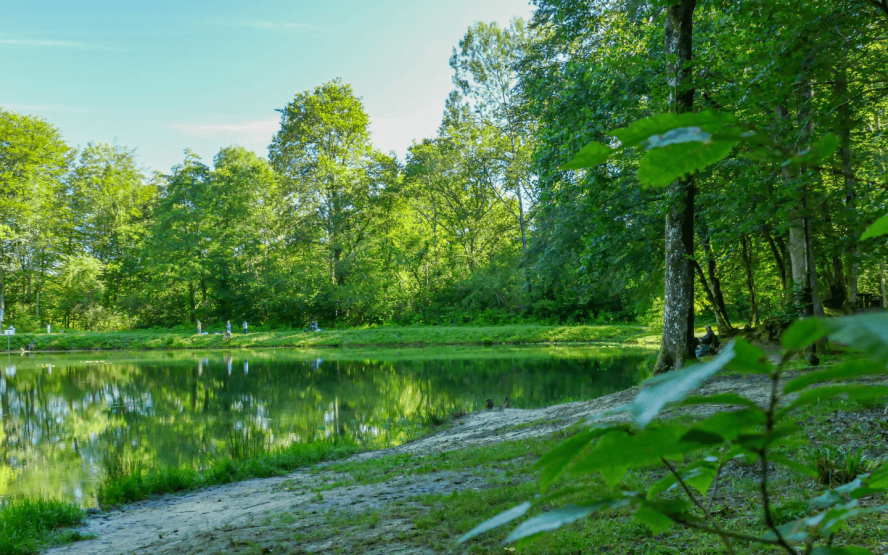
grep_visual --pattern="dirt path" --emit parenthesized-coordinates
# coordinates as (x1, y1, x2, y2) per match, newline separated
(42, 373, 845, 555)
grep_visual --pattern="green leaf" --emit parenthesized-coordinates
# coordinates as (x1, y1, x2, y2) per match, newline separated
(629, 341, 736, 428)
(825, 314, 888, 363)
(861, 215, 888, 240)
(724, 338, 772, 374)
(779, 385, 888, 417)
(571, 425, 694, 474)
(793, 133, 840, 164)
(535, 426, 620, 492)
(634, 499, 690, 534)
(761, 518, 809, 541)
(637, 138, 736, 187)
(782, 318, 827, 350)
(737, 424, 803, 450)
(610, 111, 738, 148)
(769, 454, 819, 479)
(812, 547, 874, 555)
(783, 360, 885, 394)
(561, 141, 612, 170)
(505, 499, 634, 543)
(458, 502, 531, 543)
(687, 409, 767, 442)
(634, 505, 676, 534)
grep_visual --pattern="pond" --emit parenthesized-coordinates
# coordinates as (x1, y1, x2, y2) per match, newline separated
(0, 346, 651, 504)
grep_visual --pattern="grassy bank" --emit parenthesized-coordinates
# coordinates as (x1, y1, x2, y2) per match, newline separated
(6, 324, 656, 352)
(98, 438, 362, 507)
(288, 395, 888, 554)
(0, 498, 88, 555)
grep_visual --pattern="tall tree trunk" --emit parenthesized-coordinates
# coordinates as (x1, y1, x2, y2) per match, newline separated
(654, 0, 697, 374)
(692, 261, 731, 332)
(0, 269, 4, 330)
(702, 236, 730, 332)
(763, 225, 787, 293)
(836, 59, 858, 310)
(741, 234, 760, 327)
(881, 260, 887, 311)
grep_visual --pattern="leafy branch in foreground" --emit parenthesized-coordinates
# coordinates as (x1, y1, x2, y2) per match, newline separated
(460, 313, 888, 553)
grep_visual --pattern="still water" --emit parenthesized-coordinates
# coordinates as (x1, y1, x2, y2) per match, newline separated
(0, 346, 649, 504)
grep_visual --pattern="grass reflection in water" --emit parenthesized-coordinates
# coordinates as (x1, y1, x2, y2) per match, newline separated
(0, 346, 650, 504)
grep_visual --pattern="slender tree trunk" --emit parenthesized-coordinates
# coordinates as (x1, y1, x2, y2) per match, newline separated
(763, 225, 787, 293)
(654, 0, 697, 374)
(881, 260, 887, 311)
(836, 50, 859, 310)
(0, 269, 5, 330)
(693, 261, 731, 332)
(702, 236, 730, 331)
(741, 234, 760, 327)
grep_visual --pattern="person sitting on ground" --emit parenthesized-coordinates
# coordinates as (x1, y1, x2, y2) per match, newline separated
(696, 325, 719, 356)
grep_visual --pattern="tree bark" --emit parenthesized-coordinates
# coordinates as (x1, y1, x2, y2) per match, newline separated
(763, 225, 787, 293)
(836, 59, 858, 310)
(741, 234, 760, 327)
(702, 235, 731, 333)
(881, 260, 887, 311)
(654, 0, 697, 374)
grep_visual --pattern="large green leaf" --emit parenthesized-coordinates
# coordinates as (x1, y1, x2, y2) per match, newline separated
(686, 408, 767, 442)
(637, 138, 736, 187)
(793, 133, 840, 165)
(535, 426, 624, 492)
(560, 141, 612, 170)
(629, 341, 736, 428)
(782, 318, 827, 350)
(504, 499, 634, 543)
(825, 314, 888, 363)
(783, 360, 885, 394)
(458, 502, 531, 543)
(769, 454, 819, 479)
(861, 215, 888, 240)
(724, 338, 772, 374)
(634, 499, 691, 534)
(571, 425, 694, 474)
(610, 111, 739, 147)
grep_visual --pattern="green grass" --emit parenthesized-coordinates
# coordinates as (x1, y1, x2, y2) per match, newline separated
(0, 497, 89, 555)
(8, 324, 656, 352)
(98, 439, 361, 506)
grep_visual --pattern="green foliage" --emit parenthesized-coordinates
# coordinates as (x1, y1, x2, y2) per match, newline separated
(98, 439, 360, 506)
(861, 215, 888, 240)
(0, 497, 85, 555)
(460, 313, 888, 553)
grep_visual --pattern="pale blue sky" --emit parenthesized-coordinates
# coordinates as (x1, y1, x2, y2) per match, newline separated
(1, 0, 532, 173)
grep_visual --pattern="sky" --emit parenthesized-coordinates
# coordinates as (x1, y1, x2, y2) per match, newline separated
(1, 0, 533, 173)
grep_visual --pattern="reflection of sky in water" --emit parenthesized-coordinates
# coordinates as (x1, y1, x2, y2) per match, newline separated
(0, 348, 648, 504)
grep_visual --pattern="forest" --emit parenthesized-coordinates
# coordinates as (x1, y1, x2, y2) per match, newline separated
(2, 0, 887, 345)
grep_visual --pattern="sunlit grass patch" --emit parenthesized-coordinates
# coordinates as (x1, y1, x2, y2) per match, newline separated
(0, 497, 88, 555)
(97, 438, 361, 506)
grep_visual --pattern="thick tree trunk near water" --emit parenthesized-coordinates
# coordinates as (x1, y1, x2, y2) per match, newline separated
(654, 0, 697, 374)
(656, 180, 697, 373)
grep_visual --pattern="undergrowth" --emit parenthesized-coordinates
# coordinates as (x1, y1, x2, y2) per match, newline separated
(0, 497, 88, 555)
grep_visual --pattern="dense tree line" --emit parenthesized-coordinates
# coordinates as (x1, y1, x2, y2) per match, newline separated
(1, 0, 886, 334)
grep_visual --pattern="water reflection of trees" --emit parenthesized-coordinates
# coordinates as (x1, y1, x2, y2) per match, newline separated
(0, 349, 646, 501)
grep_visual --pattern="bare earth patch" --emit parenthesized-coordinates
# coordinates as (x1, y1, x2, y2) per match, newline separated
(43, 373, 886, 555)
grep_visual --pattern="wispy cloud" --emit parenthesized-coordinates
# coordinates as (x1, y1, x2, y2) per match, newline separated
(171, 119, 279, 135)
(1, 102, 89, 113)
(208, 20, 322, 32)
(0, 35, 122, 51)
